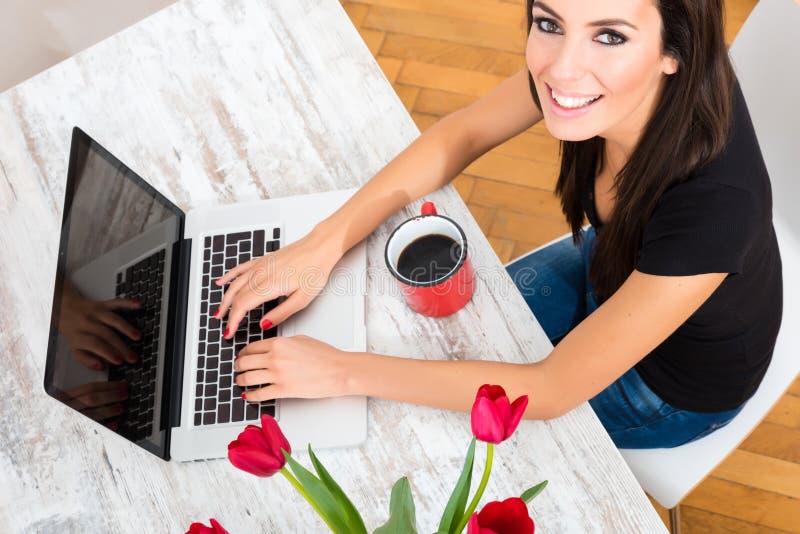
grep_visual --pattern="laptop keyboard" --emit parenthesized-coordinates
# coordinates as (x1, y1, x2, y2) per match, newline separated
(194, 227, 282, 426)
(111, 248, 166, 442)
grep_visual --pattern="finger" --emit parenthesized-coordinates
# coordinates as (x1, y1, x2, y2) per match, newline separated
(76, 333, 124, 365)
(238, 337, 276, 358)
(85, 322, 137, 364)
(234, 351, 272, 373)
(102, 298, 143, 310)
(215, 270, 251, 321)
(76, 385, 128, 408)
(66, 380, 127, 399)
(235, 369, 274, 388)
(223, 295, 265, 339)
(83, 403, 125, 421)
(258, 290, 312, 329)
(97, 311, 141, 342)
(215, 258, 254, 287)
(242, 384, 281, 403)
(73, 349, 106, 371)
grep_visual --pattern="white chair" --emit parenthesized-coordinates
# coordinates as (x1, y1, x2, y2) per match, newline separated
(619, 0, 800, 531)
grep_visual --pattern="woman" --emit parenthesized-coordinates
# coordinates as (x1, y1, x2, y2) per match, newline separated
(212, 0, 782, 448)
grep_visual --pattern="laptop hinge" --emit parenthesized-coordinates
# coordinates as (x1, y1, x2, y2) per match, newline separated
(162, 236, 192, 459)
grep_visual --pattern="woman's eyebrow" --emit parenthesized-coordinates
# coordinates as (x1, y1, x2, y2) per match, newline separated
(533, 1, 640, 31)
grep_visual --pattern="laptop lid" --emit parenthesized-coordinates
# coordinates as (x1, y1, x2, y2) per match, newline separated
(44, 127, 190, 460)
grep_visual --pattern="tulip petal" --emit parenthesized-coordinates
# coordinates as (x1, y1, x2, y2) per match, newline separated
(471, 397, 505, 444)
(493, 395, 512, 431)
(233, 424, 271, 450)
(261, 414, 292, 457)
(477, 498, 533, 534)
(504, 396, 529, 439)
(209, 518, 230, 534)
(479, 384, 507, 402)
(228, 447, 284, 477)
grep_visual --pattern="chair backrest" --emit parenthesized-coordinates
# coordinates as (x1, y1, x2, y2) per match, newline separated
(618, 0, 800, 510)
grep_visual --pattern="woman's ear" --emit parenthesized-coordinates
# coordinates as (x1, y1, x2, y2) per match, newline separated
(661, 54, 679, 75)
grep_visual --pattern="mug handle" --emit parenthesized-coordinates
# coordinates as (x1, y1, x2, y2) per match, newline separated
(421, 201, 437, 216)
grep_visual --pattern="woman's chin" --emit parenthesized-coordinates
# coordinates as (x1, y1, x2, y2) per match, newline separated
(542, 119, 598, 142)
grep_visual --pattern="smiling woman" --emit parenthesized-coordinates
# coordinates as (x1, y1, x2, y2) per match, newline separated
(217, 0, 782, 451)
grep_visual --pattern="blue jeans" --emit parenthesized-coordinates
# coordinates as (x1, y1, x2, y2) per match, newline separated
(506, 227, 743, 449)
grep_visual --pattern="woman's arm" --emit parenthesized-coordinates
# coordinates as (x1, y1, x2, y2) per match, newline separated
(344, 270, 727, 418)
(318, 68, 544, 256)
(237, 271, 728, 418)
(216, 69, 542, 331)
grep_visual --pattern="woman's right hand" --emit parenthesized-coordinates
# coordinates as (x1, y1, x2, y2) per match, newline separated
(214, 224, 345, 339)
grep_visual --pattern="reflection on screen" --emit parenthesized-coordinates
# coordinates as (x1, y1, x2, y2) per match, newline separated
(46, 133, 181, 458)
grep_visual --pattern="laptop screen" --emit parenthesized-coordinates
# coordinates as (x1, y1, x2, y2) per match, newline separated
(44, 128, 184, 459)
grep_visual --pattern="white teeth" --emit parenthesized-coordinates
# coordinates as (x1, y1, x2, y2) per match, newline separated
(552, 90, 601, 109)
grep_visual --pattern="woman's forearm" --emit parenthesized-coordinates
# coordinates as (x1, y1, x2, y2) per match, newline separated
(342, 352, 564, 419)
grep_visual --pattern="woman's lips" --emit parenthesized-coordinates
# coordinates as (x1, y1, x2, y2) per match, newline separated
(546, 83, 603, 118)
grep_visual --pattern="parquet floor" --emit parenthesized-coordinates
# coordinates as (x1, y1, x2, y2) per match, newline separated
(339, 0, 800, 531)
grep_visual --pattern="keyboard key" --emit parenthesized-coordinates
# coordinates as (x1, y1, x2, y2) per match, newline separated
(232, 399, 245, 421)
(218, 404, 230, 424)
(212, 235, 225, 252)
(273, 228, 280, 240)
(227, 232, 249, 244)
(245, 404, 259, 420)
(253, 230, 264, 255)
(266, 240, 279, 252)
(203, 412, 216, 425)
(204, 384, 217, 397)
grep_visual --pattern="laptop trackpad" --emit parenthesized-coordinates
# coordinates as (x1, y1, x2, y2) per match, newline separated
(284, 288, 355, 350)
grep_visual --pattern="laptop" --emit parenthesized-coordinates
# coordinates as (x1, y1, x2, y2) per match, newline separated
(44, 127, 368, 461)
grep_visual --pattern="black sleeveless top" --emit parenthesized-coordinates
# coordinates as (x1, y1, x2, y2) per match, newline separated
(580, 82, 783, 412)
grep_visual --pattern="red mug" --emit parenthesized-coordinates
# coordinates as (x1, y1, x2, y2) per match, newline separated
(384, 201, 475, 317)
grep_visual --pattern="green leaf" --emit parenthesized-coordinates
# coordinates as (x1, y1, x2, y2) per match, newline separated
(520, 480, 549, 503)
(374, 477, 418, 534)
(307, 444, 368, 534)
(438, 437, 476, 534)
(283, 451, 349, 534)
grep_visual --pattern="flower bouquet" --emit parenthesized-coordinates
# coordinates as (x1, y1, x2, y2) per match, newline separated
(188, 385, 547, 533)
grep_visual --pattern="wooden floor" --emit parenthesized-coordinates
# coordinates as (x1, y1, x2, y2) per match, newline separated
(339, 0, 800, 531)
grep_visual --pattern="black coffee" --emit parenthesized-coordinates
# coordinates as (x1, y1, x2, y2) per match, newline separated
(397, 234, 462, 283)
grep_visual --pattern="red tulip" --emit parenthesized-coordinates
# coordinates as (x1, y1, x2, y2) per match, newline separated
(470, 385, 528, 444)
(466, 497, 535, 534)
(186, 518, 229, 534)
(228, 414, 292, 477)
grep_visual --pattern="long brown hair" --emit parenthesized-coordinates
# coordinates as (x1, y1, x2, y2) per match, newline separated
(525, 0, 736, 300)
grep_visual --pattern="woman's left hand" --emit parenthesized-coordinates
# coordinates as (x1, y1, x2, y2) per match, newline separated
(234, 336, 352, 402)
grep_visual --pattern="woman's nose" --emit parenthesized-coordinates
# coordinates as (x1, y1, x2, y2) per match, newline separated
(549, 39, 588, 83)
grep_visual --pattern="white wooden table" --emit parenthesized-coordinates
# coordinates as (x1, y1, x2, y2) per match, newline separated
(0, 1, 666, 532)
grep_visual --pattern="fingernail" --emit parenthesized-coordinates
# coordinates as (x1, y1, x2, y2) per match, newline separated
(213, 308, 220, 319)
(92, 362, 103, 370)
(234, 353, 239, 360)
(241, 393, 247, 400)
(132, 330, 141, 339)
(260, 318, 273, 330)
(223, 328, 230, 338)
(115, 405, 125, 415)
(109, 423, 119, 431)
(132, 300, 142, 306)
(215, 278, 222, 285)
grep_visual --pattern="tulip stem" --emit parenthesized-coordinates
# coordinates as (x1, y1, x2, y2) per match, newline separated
(455, 442, 494, 533)
(280, 467, 338, 533)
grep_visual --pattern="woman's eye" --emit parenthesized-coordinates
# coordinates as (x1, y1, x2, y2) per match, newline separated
(596, 32, 626, 46)
(534, 18, 562, 34)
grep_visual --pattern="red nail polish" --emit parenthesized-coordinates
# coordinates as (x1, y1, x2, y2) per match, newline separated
(260, 318, 273, 330)
(223, 328, 230, 337)
(132, 330, 141, 339)
(234, 353, 239, 359)
(213, 308, 220, 319)
(241, 393, 247, 400)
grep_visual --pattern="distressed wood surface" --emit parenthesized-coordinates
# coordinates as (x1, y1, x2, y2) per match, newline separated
(0, 0, 666, 532)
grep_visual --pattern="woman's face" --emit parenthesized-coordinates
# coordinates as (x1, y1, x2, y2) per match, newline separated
(526, 0, 678, 147)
